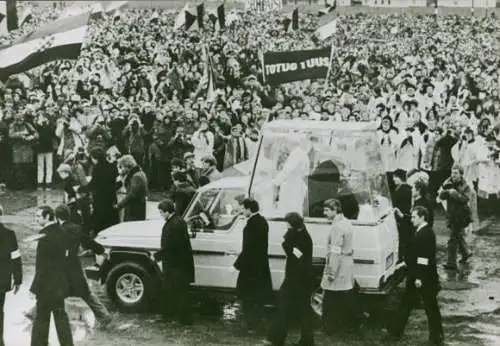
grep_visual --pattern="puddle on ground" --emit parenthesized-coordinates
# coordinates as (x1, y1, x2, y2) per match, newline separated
(4, 285, 95, 346)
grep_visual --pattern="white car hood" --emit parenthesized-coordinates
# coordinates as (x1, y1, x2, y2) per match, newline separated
(95, 220, 164, 250)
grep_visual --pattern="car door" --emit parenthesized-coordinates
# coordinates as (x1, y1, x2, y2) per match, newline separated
(188, 187, 247, 290)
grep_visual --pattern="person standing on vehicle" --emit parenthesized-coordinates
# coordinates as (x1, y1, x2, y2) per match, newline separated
(154, 199, 195, 325)
(114, 155, 148, 222)
(438, 166, 473, 270)
(266, 212, 315, 346)
(321, 198, 362, 336)
(0, 205, 23, 346)
(234, 198, 272, 331)
(392, 169, 413, 262)
(386, 206, 444, 346)
(30, 206, 74, 346)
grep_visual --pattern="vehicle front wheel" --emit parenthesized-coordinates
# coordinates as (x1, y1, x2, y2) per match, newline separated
(106, 262, 156, 313)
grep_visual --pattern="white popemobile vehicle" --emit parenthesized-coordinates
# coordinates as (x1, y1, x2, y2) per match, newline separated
(86, 120, 404, 312)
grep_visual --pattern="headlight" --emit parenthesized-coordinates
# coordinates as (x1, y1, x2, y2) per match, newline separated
(96, 248, 111, 266)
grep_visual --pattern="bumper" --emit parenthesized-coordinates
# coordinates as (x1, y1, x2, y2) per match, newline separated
(85, 265, 102, 281)
(360, 266, 407, 296)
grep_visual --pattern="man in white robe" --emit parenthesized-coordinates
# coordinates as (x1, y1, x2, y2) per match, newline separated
(272, 135, 311, 215)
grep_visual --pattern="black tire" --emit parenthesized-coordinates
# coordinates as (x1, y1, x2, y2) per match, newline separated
(106, 262, 155, 313)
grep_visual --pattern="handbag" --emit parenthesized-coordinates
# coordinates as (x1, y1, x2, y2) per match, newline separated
(310, 287, 324, 317)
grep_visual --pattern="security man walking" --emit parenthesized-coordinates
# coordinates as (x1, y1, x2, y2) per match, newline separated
(154, 199, 195, 325)
(30, 205, 74, 346)
(0, 205, 22, 346)
(387, 206, 444, 346)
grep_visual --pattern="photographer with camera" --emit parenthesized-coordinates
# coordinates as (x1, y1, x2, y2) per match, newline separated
(34, 114, 56, 190)
(8, 112, 39, 190)
(55, 108, 85, 160)
(438, 166, 473, 271)
(122, 114, 146, 169)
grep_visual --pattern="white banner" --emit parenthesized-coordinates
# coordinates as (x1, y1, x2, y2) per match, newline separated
(246, 0, 282, 12)
(367, 0, 427, 6)
(439, 0, 495, 7)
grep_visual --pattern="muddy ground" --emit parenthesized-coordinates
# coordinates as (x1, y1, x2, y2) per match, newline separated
(1, 189, 499, 346)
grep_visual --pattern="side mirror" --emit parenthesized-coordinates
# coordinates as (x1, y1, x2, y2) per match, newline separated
(189, 226, 198, 239)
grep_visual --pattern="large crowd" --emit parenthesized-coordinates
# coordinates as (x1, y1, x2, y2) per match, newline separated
(0, 4, 499, 203)
(1, 5, 499, 346)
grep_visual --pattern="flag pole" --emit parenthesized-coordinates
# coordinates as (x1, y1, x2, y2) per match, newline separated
(259, 50, 266, 84)
(324, 43, 335, 86)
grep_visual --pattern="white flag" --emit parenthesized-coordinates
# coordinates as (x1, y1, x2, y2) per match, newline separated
(315, 18, 337, 41)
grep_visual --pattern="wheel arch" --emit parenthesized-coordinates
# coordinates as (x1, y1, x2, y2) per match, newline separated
(105, 250, 161, 283)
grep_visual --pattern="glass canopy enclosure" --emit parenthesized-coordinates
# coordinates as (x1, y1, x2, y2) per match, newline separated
(249, 120, 393, 221)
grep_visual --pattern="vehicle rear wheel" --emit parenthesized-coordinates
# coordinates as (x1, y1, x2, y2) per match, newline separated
(106, 262, 155, 313)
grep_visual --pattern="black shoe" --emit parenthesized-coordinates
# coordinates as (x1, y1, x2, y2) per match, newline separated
(156, 315, 174, 323)
(459, 253, 472, 264)
(99, 316, 114, 330)
(381, 328, 402, 342)
(443, 264, 457, 270)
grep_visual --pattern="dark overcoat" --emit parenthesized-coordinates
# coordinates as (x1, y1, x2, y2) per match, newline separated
(280, 226, 315, 299)
(62, 221, 105, 298)
(234, 213, 272, 303)
(405, 225, 440, 294)
(155, 214, 195, 284)
(117, 166, 148, 222)
(88, 160, 120, 232)
(30, 223, 71, 303)
(0, 223, 22, 293)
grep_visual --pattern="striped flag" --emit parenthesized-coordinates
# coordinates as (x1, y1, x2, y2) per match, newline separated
(105, 1, 129, 20)
(0, 13, 89, 80)
(18, 6, 33, 27)
(316, 1, 337, 40)
(197, 45, 216, 102)
(283, 8, 298, 32)
(174, 4, 197, 30)
(105, 1, 128, 13)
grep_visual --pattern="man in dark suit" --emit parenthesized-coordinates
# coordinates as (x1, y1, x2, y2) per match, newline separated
(0, 205, 22, 346)
(392, 169, 413, 262)
(154, 199, 195, 325)
(30, 205, 74, 346)
(234, 198, 272, 331)
(55, 204, 113, 328)
(387, 206, 444, 346)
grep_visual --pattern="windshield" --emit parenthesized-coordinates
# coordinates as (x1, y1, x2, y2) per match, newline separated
(185, 187, 246, 230)
(249, 123, 393, 221)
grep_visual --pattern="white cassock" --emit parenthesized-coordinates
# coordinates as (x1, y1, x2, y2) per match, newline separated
(191, 130, 214, 167)
(272, 145, 309, 215)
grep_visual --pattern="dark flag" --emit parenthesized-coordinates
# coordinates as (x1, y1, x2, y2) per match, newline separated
(284, 8, 298, 32)
(6, 0, 18, 31)
(185, 10, 197, 30)
(217, 4, 225, 29)
(196, 3, 204, 30)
